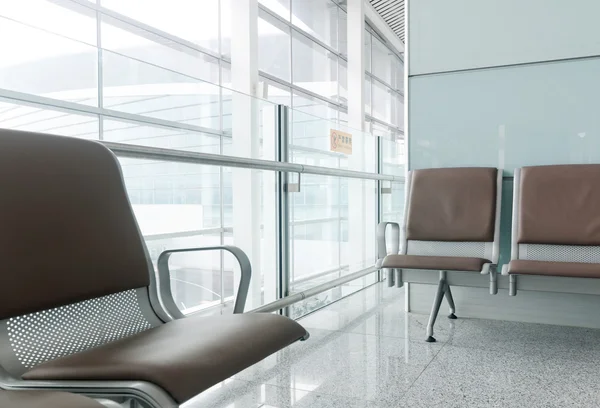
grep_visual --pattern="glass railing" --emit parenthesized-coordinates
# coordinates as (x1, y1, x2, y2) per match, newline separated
(0, 46, 404, 318)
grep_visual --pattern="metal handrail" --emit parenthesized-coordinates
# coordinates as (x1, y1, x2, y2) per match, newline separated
(104, 142, 405, 182)
(250, 266, 378, 314)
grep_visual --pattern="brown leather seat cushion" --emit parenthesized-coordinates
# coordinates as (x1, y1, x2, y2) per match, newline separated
(0, 390, 104, 408)
(508, 260, 600, 278)
(23, 313, 307, 404)
(382, 255, 489, 272)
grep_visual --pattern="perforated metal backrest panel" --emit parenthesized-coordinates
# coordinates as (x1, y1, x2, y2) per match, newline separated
(519, 244, 600, 263)
(6, 290, 154, 369)
(407, 240, 493, 260)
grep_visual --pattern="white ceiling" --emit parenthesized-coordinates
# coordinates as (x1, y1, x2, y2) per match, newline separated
(368, 0, 405, 42)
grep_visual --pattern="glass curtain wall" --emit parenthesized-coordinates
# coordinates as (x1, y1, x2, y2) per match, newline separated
(0, 0, 405, 318)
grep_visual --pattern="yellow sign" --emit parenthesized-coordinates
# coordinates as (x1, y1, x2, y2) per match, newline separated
(330, 129, 352, 155)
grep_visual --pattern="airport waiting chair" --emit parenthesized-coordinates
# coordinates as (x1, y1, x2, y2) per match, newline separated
(380, 167, 502, 342)
(505, 164, 600, 295)
(0, 390, 109, 408)
(0, 129, 308, 408)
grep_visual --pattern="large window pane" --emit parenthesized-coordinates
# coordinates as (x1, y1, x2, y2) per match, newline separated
(101, 16, 220, 85)
(0, 100, 99, 139)
(372, 36, 392, 84)
(392, 55, 405, 92)
(0, 0, 97, 45)
(0, 18, 97, 106)
(101, 0, 220, 54)
(364, 29, 371, 72)
(292, 32, 338, 100)
(259, 0, 291, 20)
(258, 15, 291, 81)
(102, 51, 221, 131)
(291, 0, 339, 50)
(372, 79, 392, 122)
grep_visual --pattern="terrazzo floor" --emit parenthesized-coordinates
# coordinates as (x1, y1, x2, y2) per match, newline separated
(185, 284, 600, 407)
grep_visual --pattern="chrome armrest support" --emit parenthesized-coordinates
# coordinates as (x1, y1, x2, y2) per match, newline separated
(377, 222, 401, 286)
(157, 246, 252, 317)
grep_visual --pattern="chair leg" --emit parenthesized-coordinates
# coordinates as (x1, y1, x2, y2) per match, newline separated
(426, 272, 447, 343)
(445, 285, 457, 319)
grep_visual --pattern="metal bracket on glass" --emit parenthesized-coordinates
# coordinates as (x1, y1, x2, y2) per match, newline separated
(157, 246, 252, 316)
(376, 222, 401, 287)
(286, 172, 301, 193)
(381, 181, 393, 194)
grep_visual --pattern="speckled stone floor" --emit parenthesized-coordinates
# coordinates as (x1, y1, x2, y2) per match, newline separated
(185, 284, 600, 407)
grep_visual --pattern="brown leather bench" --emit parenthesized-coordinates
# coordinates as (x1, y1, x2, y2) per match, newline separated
(505, 164, 600, 295)
(380, 167, 502, 342)
(0, 129, 308, 408)
(0, 390, 105, 408)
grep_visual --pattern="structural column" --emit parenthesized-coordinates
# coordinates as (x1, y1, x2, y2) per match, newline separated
(231, 0, 263, 310)
(346, 0, 369, 274)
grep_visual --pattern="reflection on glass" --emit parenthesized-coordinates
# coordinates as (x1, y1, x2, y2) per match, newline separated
(258, 16, 291, 81)
(0, 100, 99, 139)
(290, 176, 378, 318)
(291, 0, 339, 50)
(292, 31, 338, 100)
(101, 0, 220, 54)
(0, 17, 98, 106)
(102, 51, 221, 131)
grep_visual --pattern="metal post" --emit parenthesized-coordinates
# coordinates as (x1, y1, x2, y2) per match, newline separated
(426, 271, 447, 343)
(509, 274, 517, 296)
(395, 269, 403, 288)
(276, 105, 291, 316)
(490, 265, 498, 295)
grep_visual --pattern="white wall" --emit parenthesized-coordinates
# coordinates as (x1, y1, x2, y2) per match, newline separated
(409, 0, 600, 75)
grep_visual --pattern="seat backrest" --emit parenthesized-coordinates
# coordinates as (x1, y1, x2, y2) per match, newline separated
(513, 164, 600, 263)
(0, 130, 161, 375)
(403, 167, 500, 262)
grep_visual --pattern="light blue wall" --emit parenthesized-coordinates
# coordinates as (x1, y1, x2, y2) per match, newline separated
(409, 57, 600, 174)
(408, 0, 600, 267)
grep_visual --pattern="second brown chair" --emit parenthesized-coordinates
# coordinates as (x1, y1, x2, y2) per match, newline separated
(381, 167, 502, 342)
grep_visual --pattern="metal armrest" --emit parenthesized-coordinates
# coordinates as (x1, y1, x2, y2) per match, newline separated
(376, 222, 400, 264)
(157, 246, 252, 317)
(376, 222, 401, 287)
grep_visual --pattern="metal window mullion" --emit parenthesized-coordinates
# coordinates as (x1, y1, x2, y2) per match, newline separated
(276, 105, 291, 316)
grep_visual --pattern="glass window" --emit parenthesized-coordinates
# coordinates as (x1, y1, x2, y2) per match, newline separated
(339, 8, 347, 57)
(391, 91, 404, 129)
(0, 18, 98, 106)
(101, 0, 220, 54)
(102, 51, 221, 132)
(261, 79, 292, 107)
(364, 29, 371, 73)
(259, 0, 291, 20)
(371, 35, 392, 84)
(392, 54, 405, 92)
(103, 119, 221, 154)
(0, 0, 97, 45)
(364, 77, 372, 116)
(258, 15, 291, 81)
(291, 0, 339, 50)
(0, 100, 99, 139)
(372, 79, 391, 122)
(292, 31, 338, 100)
(338, 59, 347, 104)
(101, 16, 220, 85)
